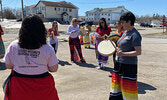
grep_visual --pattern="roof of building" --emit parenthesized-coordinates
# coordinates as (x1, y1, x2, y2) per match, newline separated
(36, 1, 78, 9)
(86, 6, 127, 13)
(26, 4, 36, 9)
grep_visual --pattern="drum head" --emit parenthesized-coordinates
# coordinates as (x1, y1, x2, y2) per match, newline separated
(98, 40, 116, 56)
(108, 34, 120, 43)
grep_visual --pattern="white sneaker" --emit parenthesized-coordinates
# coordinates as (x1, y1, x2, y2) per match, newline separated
(101, 63, 104, 68)
(97, 63, 101, 69)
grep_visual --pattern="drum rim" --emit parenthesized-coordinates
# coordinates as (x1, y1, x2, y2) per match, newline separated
(108, 34, 120, 38)
(98, 40, 116, 57)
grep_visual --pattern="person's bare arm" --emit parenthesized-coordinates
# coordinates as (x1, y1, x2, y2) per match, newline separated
(5, 64, 13, 69)
(117, 46, 142, 57)
(48, 64, 58, 72)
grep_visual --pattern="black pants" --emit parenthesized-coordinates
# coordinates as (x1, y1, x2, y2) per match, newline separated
(51, 43, 57, 54)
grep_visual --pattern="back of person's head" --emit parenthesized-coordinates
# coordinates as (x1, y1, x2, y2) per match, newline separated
(19, 14, 47, 49)
(120, 12, 136, 26)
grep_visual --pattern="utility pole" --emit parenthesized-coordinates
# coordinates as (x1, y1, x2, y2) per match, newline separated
(0, 0, 3, 21)
(21, 0, 24, 20)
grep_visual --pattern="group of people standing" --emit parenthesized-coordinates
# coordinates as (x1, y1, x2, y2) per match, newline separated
(2, 11, 142, 100)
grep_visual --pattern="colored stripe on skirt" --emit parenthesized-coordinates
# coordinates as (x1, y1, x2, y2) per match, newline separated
(109, 62, 138, 100)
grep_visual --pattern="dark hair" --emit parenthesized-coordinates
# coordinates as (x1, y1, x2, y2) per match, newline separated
(99, 18, 108, 30)
(120, 12, 136, 26)
(18, 14, 47, 49)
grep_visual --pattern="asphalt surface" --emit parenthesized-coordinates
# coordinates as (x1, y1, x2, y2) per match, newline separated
(0, 27, 167, 100)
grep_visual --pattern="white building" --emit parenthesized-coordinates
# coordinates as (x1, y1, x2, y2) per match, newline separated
(85, 6, 128, 24)
(24, 5, 36, 16)
(25, 1, 78, 24)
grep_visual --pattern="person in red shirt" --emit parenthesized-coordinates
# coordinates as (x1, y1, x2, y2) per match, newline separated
(95, 18, 111, 69)
(48, 21, 60, 54)
(0, 24, 5, 59)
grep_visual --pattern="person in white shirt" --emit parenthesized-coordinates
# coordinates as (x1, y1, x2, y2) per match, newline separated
(67, 18, 86, 63)
(3, 14, 59, 100)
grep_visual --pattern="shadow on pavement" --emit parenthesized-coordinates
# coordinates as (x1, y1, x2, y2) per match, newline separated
(0, 62, 6, 70)
(75, 62, 113, 73)
(138, 81, 157, 94)
(75, 62, 97, 68)
(59, 60, 72, 66)
(100, 66, 113, 73)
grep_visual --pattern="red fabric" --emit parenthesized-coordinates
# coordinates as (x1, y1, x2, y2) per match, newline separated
(119, 30, 125, 37)
(69, 36, 84, 62)
(73, 46, 81, 62)
(0, 25, 4, 35)
(48, 28, 58, 36)
(95, 26, 111, 36)
(80, 36, 83, 45)
(6, 74, 59, 100)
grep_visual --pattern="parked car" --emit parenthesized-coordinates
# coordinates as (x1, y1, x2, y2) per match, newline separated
(151, 23, 163, 27)
(140, 23, 146, 27)
(145, 23, 153, 27)
(140, 23, 152, 27)
(16, 18, 22, 22)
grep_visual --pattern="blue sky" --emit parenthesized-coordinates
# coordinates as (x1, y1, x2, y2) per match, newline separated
(2, 0, 167, 17)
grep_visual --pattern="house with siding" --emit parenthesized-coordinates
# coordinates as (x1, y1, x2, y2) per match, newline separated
(85, 6, 128, 24)
(25, 1, 79, 24)
(24, 5, 36, 17)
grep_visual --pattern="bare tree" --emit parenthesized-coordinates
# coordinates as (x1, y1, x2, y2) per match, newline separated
(0, 7, 22, 19)
(136, 13, 164, 24)
(3, 7, 16, 19)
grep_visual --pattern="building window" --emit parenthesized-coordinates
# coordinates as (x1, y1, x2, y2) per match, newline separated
(108, 18, 110, 21)
(69, 9, 72, 12)
(55, 8, 56, 11)
(66, 8, 67, 11)
(95, 14, 96, 15)
(108, 14, 110, 16)
(42, 7, 45, 10)
(95, 18, 96, 20)
(58, 8, 60, 11)
(69, 16, 72, 20)
(105, 13, 107, 15)
(63, 8, 65, 11)
(102, 13, 103, 15)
